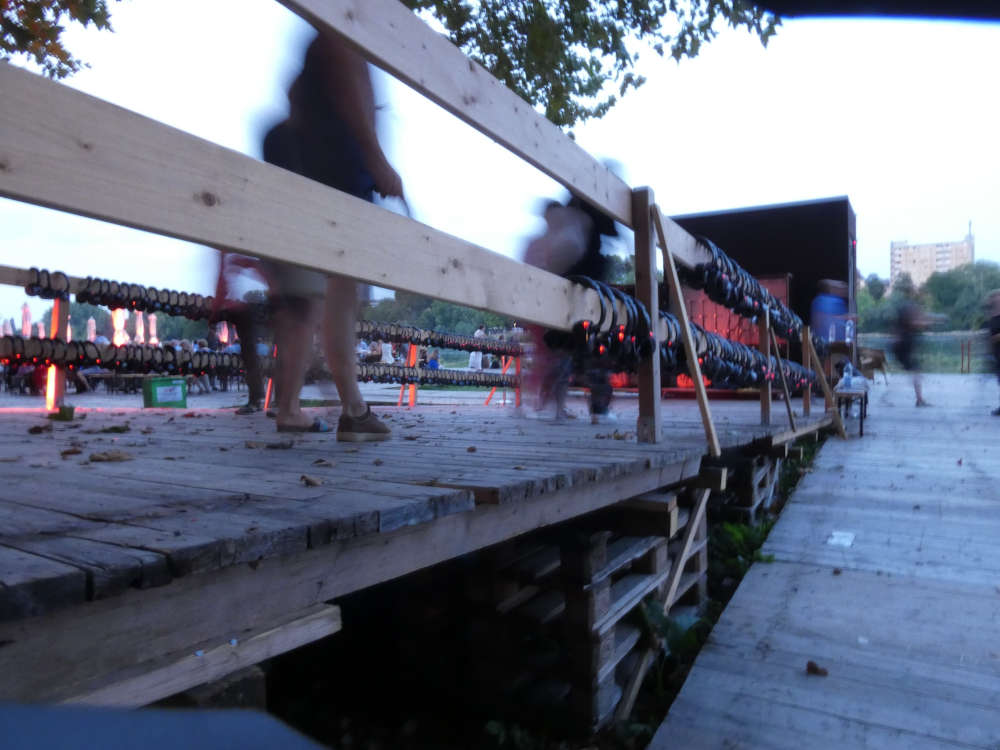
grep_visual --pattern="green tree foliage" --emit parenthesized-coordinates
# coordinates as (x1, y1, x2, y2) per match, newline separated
(605, 253, 636, 284)
(41, 301, 111, 340)
(5, 1, 779, 129)
(40, 301, 208, 342)
(404, 0, 779, 128)
(865, 273, 886, 302)
(1, 0, 115, 78)
(893, 272, 915, 300)
(858, 262, 1000, 333)
(153, 314, 208, 343)
(923, 261, 1000, 330)
(363, 291, 510, 336)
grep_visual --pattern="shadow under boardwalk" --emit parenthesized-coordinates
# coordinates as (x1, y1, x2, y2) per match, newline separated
(651, 374, 1000, 749)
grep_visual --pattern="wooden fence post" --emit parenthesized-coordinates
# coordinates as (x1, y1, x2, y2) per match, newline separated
(46, 296, 69, 411)
(801, 325, 812, 417)
(633, 188, 661, 444)
(758, 308, 771, 426)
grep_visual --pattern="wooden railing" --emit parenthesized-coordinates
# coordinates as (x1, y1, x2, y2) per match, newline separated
(0, 0, 816, 447)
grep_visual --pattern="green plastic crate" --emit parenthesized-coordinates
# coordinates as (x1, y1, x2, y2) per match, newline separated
(142, 376, 187, 408)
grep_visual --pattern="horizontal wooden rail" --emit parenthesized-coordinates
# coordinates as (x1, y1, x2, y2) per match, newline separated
(282, 0, 632, 225)
(0, 64, 653, 334)
(282, 0, 714, 273)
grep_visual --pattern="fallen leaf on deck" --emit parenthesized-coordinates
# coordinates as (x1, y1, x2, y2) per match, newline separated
(373, 458, 384, 466)
(513, 466, 526, 470)
(141, 427, 155, 435)
(99, 424, 130, 434)
(60, 447, 83, 459)
(805, 660, 828, 677)
(89, 450, 133, 463)
(312, 458, 335, 467)
(300, 474, 323, 487)
(245, 441, 263, 449)
(182, 412, 197, 418)
(403, 435, 419, 441)
(28, 424, 53, 434)
(467, 446, 477, 453)
(0, 456, 22, 463)
(266, 440, 294, 450)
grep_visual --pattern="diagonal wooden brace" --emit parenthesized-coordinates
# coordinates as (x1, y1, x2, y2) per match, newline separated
(803, 334, 847, 439)
(651, 206, 721, 458)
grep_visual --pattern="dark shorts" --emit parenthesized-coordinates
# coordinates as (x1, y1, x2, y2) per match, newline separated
(262, 120, 374, 303)
(893, 338, 917, 371)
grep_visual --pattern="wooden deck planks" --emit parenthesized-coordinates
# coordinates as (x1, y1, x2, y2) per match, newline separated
(651, 374, 1000, 749)
(0, 399, 827, 644)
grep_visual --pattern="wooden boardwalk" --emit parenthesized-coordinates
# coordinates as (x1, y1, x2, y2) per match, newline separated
(0, 395, 826, 705)
(651, 374, 1000, 749)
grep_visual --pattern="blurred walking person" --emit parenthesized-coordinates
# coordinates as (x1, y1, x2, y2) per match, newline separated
(893, 289, 930, 407)
(986, 289, 1000, 416)
(262, 28, 402, 439)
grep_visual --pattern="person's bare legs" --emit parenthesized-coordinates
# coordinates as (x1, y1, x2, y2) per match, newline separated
(323, 276, 367, 418)
(274, 298, 321, 429)
(913, 372, 928, 406)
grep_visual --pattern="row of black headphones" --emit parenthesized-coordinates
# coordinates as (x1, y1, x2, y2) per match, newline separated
(356, 363, 519, 388)
(357, 321, 522, 357)
(542, 277, 819, 393)
(680, 238, 804, 341)
(0, 336, 247, 376)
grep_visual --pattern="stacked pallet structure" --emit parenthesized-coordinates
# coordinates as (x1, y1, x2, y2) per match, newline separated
(450, 484, 712, 731)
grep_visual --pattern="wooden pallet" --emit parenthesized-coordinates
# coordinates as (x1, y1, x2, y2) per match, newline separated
(559, 528, 672, 730)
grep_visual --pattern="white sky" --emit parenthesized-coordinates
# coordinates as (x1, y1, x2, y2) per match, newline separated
(2, 1, 998, 324)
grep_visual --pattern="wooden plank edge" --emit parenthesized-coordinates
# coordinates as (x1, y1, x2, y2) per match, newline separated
(64, 603, 342, 707)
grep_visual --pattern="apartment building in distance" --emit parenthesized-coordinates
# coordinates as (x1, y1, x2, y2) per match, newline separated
(890, 223, 975, 288)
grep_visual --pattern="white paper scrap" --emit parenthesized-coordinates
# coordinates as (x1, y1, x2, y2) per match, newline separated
(826, 531, 855, 547)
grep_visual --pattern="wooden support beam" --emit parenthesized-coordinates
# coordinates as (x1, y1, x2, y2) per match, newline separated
(769, 327, 797, 432)
(633, 188, 660, 444)
(801, 325, 812, 417)
(661, 488, 711, 611)
(65, 604, 341, 707)
(691, 467, 727, 492)
(768, 444, 790, 459)
(651, 205, 721, 458)
(614, 646, 655, 722)
(758, 308, 771, 426)
(803, 334, 848, 439)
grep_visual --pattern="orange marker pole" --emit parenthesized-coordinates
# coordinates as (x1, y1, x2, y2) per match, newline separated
(263, 344, 277, 410)
(515, 356, 522, 408)
(398, 343, 418, 407)
(484, 355, 514, 406)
